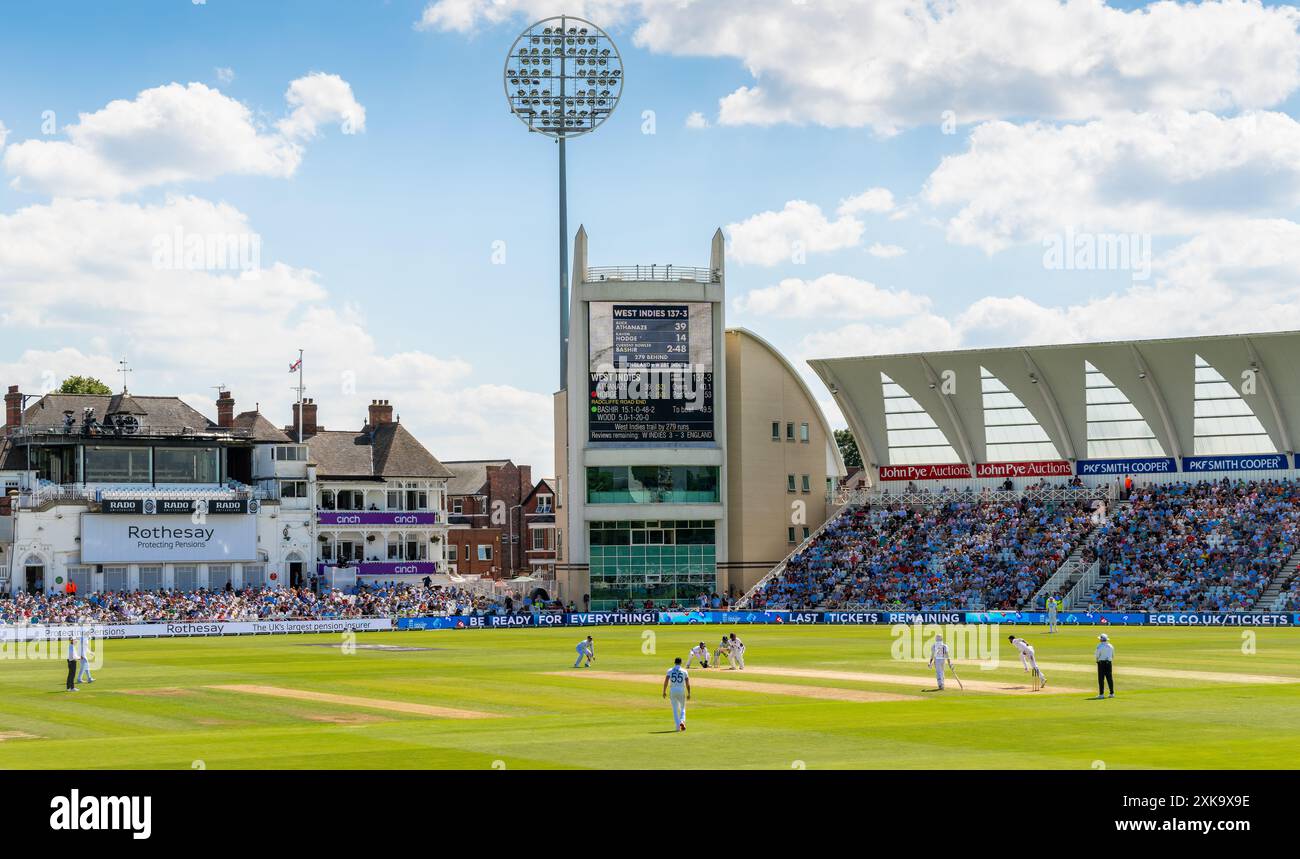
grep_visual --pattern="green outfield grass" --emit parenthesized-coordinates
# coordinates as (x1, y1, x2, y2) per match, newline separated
(1, 624, 1297, 769)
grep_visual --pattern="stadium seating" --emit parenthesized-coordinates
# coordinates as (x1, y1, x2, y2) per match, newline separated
(1084, 479, 1300, 612)
(749, 496, 1096, 611)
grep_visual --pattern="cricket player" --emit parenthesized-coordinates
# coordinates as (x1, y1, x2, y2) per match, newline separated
(1046, 596, 1059, 633)
(928, 633, 953, 690)
(727, 633, 745, 670)
(77, 626, 95, 684)
(662, 657, 691, 731)
(573, 635, 594, 668)
(1008, 634, 1047, 688)
(686, 641, 711, 668)
(715, 635, 732, 669)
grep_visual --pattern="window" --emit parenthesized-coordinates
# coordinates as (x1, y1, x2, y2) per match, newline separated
(801, 475, 811, 493)
(536, 494, 554, 514)
(1085, 361, 1165, 458)
(1193, 355, 1275, 455)
(272, 446, 307, 461)
(586, 466, 720, 504)
(477, 545, 493, 562)
(174, 565, 198, 591)
(334, 490, 364, 511)
(103, 566, 128, 591)
(138, 566, 163, 591)
(280, 480, 307, 498)
(802, 527, 811, 541)
(786, 422, 795, 441)
(881, 372, 962, 465)
(800, 422, 810, 442)
(463, 544, 470, 561)
(154, 448, 220, 484)
(242, 564, 265, 588)
(787, 474, 796, 493)
(787, 527, 796, 544)
(84, 447, 150, 483)
(452, 498, 464, 514)
(981, 367, 1061, 461)
(209, 565, 232, 589)
(771, 421, 780, 440)
(532, 529, 547, 550)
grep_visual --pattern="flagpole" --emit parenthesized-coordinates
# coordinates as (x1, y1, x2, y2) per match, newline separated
(296, 348, 304, 444)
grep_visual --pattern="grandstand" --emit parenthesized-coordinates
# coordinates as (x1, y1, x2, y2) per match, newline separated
(741, 331, 1300, 612)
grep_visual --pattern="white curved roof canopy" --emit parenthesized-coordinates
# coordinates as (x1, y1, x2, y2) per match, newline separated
(808, 330, 1298, 476)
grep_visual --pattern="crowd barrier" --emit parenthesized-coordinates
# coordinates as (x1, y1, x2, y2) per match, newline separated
(3, 611, 1295, 641)
(397, 609, 1300, 630)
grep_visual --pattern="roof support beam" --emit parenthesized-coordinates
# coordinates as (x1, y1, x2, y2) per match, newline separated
(1242, 337, 1293, 454)
(1021, 351, 1075, 461)
(815, 364, 881, 479)
(1129, 344, 1182, 461)
(918, 356, 977, 468)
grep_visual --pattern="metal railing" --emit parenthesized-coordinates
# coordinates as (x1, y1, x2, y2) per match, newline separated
(1062, 559, 1102, 611)
(5, 424, 254, 440)
(586, 265, 720, 284)
(834, 485, 1109, 508)
(11, 483, 275, 510)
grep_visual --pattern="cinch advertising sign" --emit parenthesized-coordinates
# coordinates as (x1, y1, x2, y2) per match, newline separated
(81, 514, 257, 563)
(1181, 453, 1289, 473)
(317, 512, 439, 526)
(1076, 457, 1177, 476)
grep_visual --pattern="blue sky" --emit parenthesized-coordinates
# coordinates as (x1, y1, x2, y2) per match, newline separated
(3, 0, 1300, 474)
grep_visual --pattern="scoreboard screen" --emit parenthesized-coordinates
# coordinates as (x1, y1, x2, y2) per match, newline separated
(588, 302, 714, 442)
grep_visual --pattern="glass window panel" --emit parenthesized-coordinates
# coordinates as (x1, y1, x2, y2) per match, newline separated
(1195, 381, 1242, 399)
(887, 428, 951, 447)
(984, 407, 1039, 426)
(83, 447, 151, 483)
(154, 448, 219, 484)
(1194, 399, 1253, 418)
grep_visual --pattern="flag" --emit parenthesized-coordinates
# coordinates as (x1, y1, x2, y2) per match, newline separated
(289, 358, 302, 372)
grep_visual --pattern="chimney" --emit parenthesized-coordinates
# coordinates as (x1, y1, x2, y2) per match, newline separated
(4, 386, 22, 431)
(368, 399, 394, 427)
(216, 389, 235, 428)
(291, 398, 320, 437)
(518, 465, 532, 499)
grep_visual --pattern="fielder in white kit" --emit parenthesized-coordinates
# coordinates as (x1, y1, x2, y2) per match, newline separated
(573, 635, 594, 668)
(928, 633, 954, 690)
(686, 642, 711, 668)
(662, 657, 691, 731)
(1008, 634, 1047, 688)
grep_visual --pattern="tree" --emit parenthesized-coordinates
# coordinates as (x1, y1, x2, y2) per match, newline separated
(58, 376, 113, 395)
(834, 428, 862, 468)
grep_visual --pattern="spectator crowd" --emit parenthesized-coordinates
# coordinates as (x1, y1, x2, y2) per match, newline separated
(1086, 479, 1300, 611)
(749, 496, 1096, 611)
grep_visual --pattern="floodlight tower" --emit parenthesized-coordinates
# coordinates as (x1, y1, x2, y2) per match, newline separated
(504, 15, 624, 390)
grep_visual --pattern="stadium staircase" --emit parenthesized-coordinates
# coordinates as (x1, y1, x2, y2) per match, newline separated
(1026, 543, 1093, 610)
(735, 497, 861, 609)
(1260, 549, 1300, 611)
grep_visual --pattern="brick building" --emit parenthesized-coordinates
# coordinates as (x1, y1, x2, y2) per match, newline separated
(443, 460, 552, 580)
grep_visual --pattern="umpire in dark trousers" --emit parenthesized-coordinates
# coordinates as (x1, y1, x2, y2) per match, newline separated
(65, 637, 80, 692)
(1095, 633, 1115, 698)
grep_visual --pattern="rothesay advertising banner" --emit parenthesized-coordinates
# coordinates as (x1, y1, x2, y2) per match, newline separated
(81, 513, 257, 563)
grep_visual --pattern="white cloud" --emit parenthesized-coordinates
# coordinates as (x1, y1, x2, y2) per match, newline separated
(215, 67, 235, 84)
(416, 0, 637, 33)
(796, 218, 1300, 365)
(0, 196, 556, 473)
(725, 200, 864, 266)
(838, 188, 895, 216)
(0, 120, 8, 152)
(868, 242, 906, 259)
(685, 111, 709, 130)
(3, 74, 364, 198)
(733, 273, 928, 320)
(277, 72, 366, 140)
(924, 110, 1300, 253)
(419, 1, 1300, 132)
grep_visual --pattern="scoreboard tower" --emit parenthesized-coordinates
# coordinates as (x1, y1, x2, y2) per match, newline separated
(555, 228, 728, 610)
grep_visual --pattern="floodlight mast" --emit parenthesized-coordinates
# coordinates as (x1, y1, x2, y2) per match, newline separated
(504, 15, 624, 391)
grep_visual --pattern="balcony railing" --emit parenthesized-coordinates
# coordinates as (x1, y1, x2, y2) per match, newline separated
(586, 265, 720, 284)
(6, 424, 254, 441)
